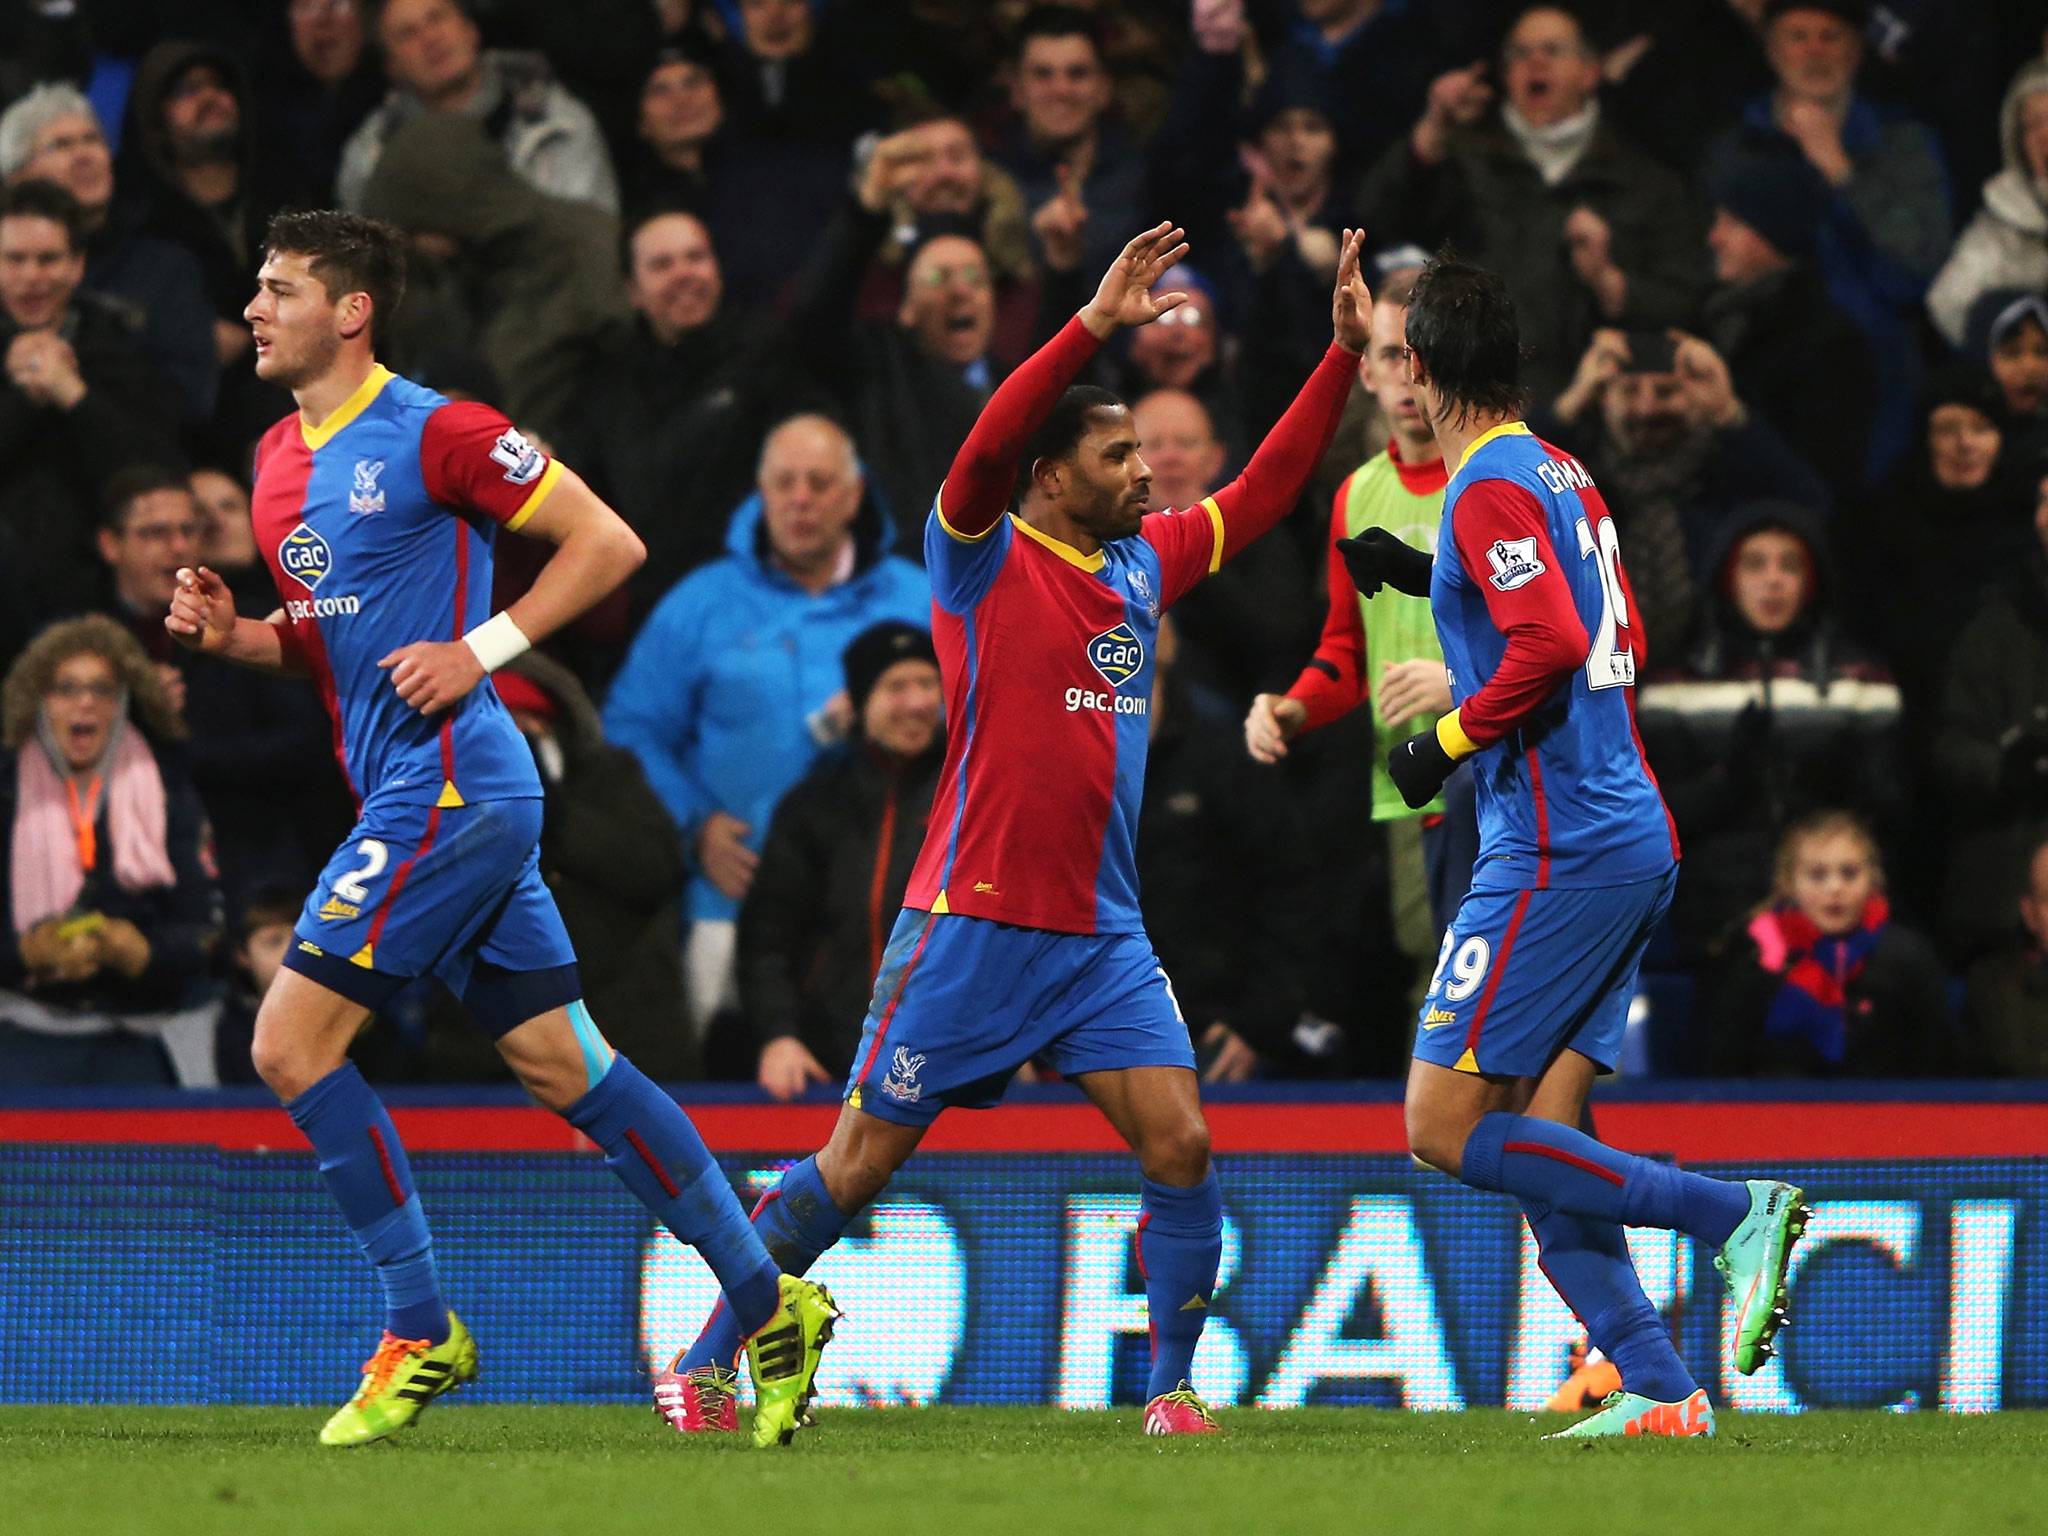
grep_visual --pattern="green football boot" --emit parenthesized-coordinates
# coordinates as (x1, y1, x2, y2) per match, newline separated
(744, 1276, 841, 1448)
(319, 1312, 478, 1446)
(1545, 1388, 1715, 1439)
(1714, 1179, 1811, 1375)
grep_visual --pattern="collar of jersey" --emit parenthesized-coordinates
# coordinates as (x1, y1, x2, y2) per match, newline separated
(299, 363, 396, 451)
(1453, 418, 1531, 476)
(1009, 513, 1105, 571)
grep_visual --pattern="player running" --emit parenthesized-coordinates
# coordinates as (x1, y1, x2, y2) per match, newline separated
(653, 222, 1371, 1437)
(1339, 254, 1809, 1439)
(166, 210, 835, 1449)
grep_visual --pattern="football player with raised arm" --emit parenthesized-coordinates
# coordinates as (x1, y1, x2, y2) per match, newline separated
(658, 223, 1371, 1437)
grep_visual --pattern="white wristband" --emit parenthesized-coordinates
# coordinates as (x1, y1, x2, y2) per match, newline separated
(462, 611, 531, 673)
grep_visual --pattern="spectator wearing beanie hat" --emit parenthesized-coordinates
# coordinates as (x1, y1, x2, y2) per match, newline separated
(1963, 288, 2048, 435)
(1701, 143, 1876, 498)
(1863, 361, 2032, 694)
(736, 621, 944, 1096)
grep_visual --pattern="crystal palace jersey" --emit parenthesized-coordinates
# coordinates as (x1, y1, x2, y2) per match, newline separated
(1433, 421, 1678, 891)
(250, 365, 558, 808)
(903, 500, 1223, 935)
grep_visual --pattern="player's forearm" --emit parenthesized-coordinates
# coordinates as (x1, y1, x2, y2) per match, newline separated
(501, 517, 645, 651)
(1448, 623, 1585, 749)
(210, 616, 307, 677)
(938, 314, 1101, 537)
(1287, 538, 1368, 730)
(1209, 341, 1358, 561)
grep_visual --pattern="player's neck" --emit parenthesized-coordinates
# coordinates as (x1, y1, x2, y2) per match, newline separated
(1433, 408, 1520, 475)
(1391, 427, 1440, 467)
(295, 353, 381, 432)
(1021, 501, 1101, 558)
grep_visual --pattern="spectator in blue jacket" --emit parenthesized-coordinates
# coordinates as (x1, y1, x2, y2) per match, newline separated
(604, 412, 930, 1039)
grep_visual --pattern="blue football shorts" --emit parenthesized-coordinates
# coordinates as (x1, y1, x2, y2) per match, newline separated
(844, 908, 1198, 1126)
(1411, 866, 1679, 1078)
(282, 794, 577, 1034)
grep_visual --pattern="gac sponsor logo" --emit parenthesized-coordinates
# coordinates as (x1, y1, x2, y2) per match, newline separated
(1421, 1007, 1457, 1029)
(286, 594, 361, 619)
(279, 523, 334, 590)
(1087, 623, 1144, 687)
(1064, 686, 1149, 716)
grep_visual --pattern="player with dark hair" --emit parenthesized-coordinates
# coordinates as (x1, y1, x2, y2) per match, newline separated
(1339, 253, 1811, 1439)
(658, 222, 1372, 1438)
(165, 208, 836, 1449)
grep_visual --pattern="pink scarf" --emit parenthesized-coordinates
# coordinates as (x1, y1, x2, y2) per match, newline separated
(12, 725, 177, 934)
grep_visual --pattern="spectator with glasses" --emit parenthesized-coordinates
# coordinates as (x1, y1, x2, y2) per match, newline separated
(0, 615, 222, 1086)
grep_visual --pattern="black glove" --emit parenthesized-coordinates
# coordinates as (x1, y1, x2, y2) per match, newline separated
(1387, 723, 1457, 809)
(1336, 528, 1434, 598)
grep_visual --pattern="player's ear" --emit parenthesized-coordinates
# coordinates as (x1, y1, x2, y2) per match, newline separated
(336, 290, 373, 342)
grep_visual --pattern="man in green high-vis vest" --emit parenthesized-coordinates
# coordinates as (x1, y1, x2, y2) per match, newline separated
(1247, 269, 1475, 1008)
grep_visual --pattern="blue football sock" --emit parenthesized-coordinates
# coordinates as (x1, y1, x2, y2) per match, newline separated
(1530, 1204, 1696, 1403)
(564, 1055, 780, 1337)
(1138, 1174, 1223, 1401)
(286, 1063, 448, 1344)
(679, 1155, 852, 1372)
(1462, 1113, 1749, 1247)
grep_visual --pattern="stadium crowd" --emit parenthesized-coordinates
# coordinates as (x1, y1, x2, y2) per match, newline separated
(3, 0, 2048, 1088)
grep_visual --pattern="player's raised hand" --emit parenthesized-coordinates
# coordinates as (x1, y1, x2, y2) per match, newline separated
(1078, 221, 1189, 338)
(379, 639, 485, 716)
(1331, 227, 1372, 352)
(165, 566, 238, 654)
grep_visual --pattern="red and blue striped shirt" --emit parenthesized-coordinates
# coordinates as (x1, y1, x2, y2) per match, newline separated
(250, 365, 560, 811)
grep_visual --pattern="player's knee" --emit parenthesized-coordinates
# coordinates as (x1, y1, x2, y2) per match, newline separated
(1139, 1115, 1211, 1185)
(1404, 1107, 1461, 1177)
(250, 1028, 325, 1101)
(503, 1040, 586, 1114)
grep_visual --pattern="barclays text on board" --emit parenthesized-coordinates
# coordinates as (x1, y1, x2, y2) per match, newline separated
(2, 1149, 2038, 1411)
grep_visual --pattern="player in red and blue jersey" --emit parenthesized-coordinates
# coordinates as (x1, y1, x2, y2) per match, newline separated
(1338, 255, 1813, 1439)
(165, 211, 835, 1449)
(659, 224, 1371, 1436)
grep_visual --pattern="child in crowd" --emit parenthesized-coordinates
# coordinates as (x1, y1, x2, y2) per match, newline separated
(1707, 811, 1951, 1075)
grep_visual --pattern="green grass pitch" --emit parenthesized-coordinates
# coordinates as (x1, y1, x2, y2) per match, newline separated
(5, 1405, 2045, 1536)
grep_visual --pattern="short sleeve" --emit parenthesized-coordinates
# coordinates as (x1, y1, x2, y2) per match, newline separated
(419, 400, 564, 530)
(1140, 501, 1224, 611)
(925, 497, 1014, 614)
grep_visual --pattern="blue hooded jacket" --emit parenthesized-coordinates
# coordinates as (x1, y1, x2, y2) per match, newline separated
(603, 483, 931, 922)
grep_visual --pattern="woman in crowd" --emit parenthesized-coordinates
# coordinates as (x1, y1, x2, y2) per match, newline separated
(0, 616, 221, 1085)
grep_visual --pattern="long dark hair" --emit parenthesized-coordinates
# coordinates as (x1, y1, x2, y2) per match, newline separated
(1404, 253, 1528, 427)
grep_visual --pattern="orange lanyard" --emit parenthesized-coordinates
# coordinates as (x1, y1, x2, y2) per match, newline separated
(64, 775, 103, 873)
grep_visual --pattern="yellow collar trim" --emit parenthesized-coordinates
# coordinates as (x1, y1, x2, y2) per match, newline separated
(300, 364, 395, 450)
(1009, 513, 1105, 571)
(1454, 419, 1532, 475)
